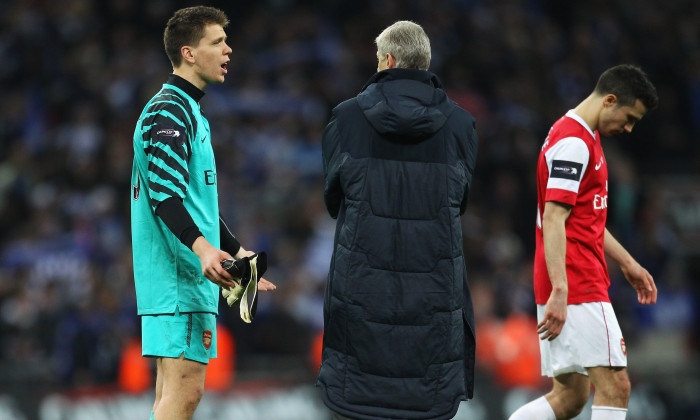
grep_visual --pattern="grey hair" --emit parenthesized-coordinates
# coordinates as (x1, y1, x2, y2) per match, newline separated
(375, 21, 431, 70)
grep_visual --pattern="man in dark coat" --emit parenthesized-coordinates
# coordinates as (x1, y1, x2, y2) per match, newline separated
(318, 20, 479, 420)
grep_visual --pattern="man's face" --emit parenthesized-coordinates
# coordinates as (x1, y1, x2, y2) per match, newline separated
(598, 97, 647, 137)
(191, 24, 231, 86)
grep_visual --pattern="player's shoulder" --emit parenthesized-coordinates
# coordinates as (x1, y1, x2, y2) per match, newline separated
(552, 114, 595, 142)
(143, 91, 192, 127)
(540, 117, 592, 161)
(147, 87, 192, 114)
(544, 115, 590, 149)
(552, 114, 583, 134)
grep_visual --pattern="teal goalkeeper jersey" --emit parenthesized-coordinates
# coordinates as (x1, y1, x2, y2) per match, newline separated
(131, 74, 220, 315)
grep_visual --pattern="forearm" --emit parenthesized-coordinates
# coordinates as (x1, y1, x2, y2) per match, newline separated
(604, 228, 635, 269)
(543, 218, 568, 293)
(155, 197, 202, 249)
(234, 246, 253, 259)
(191, 235, 213, 258)
(542, 202, 572, 293)
(219, 214, 241, 256)
(218, 214, 256, 260)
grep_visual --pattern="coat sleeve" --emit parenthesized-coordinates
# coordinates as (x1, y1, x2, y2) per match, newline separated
(460, 118, 479, 215)
(322, 112, 343, 219)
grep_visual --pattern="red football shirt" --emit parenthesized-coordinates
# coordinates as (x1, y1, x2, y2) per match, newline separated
(534, 110, 610, 304)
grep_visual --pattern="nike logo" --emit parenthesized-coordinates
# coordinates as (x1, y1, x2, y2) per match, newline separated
(595, 157, 604, 170)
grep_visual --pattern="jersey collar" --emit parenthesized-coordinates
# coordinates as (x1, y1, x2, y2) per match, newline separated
(565, 110, 596, 140)
(167, 74, 205, 103)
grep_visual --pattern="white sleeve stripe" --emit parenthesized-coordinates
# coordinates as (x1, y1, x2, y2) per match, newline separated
(548, 177, 581, 193)
(544, 137, 589, 194)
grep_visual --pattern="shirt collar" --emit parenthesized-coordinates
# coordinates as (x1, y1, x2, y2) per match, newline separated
(167, 74, 205, 103)
(565, 110, 596, 139)
(360, 68, 443, 93)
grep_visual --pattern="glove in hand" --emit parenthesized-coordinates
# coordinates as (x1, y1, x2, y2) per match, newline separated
(221, 252, 267, 323)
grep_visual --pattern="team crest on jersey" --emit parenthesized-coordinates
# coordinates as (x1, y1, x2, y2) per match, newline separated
(551, 160, 583, 181)
(156, 128, 180, 137)
(203, 330, 212, 350)
(132, 177, 140, 201)
(620, 338, 627, 356)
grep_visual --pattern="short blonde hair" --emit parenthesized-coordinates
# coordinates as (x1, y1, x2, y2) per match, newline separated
(375, 21, 431, 70)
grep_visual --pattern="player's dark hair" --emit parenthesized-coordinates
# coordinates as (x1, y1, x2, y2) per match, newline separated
(164, 6, 229, 68)
(594, 64, 658, 110)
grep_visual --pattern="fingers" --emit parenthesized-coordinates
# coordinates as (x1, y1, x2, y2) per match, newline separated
(637, 271, 658, 305)
(202, 252, 235, 287)
(647, 274, 658, 304)
(638, 286, 657, 305)
(258, 277, 276, 291)
(218, 252, 234, 280)
(537, 317, 563, 341)
(205, 265, 236, 289)
(537, 319, 554, 341)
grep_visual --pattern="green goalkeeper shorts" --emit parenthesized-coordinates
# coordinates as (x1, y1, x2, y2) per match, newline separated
(141, 307, 217, 364)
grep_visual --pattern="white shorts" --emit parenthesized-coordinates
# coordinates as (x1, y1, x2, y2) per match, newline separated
(537, 302, 627, 377)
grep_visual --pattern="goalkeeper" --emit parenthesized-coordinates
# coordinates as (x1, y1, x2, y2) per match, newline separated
(130, 6, 274, 420)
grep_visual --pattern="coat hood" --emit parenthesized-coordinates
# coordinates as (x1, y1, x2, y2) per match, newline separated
(356, 69, 454, 143)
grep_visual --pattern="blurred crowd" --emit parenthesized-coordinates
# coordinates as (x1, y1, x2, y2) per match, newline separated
(0, 0, 698, 414)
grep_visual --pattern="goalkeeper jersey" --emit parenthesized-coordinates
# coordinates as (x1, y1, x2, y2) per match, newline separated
(131, 74, 220, 315)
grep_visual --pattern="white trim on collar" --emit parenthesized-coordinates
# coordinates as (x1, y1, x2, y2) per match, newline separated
(565, 110, 596, 140)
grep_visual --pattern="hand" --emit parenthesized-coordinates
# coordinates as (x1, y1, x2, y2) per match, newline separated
(258, 277, 276, 291)
(621, 261, 657, 305)
(537, 288, 567, 341)
(192, 237, 237, 290)
(234, 247, 276, 291)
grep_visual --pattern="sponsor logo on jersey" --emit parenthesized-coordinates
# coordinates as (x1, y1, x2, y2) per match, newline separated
(593, 193, 608, 210)
(620, 338, 626, 356)
(551, 160, 583, 181)
(156, 128, 180, 137)
(203, 330, 213, 350)
(204, 170, 216, 185)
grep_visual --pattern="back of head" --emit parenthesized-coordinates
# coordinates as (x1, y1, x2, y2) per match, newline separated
(375, 21, 431, 71)
(594, 64, 659, 110)
(164, 6, 229, 68)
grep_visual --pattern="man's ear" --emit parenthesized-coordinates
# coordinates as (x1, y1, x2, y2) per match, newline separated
(181, 46, 195, 64)
(602, 94, 618, 108)
(386, 53, 396, 69)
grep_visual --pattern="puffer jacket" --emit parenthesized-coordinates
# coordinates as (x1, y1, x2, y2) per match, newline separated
(319, 68, 479, 420)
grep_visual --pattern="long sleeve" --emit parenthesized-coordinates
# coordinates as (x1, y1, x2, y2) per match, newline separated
(322, 113, 343, 219)
(155, 196, 202, 249)
(219, 213, 241, 256)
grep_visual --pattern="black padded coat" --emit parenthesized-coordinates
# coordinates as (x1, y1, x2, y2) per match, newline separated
(318, 68, 479, 420)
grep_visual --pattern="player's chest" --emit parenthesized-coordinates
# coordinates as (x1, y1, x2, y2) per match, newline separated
(188, 117, 215, 175)
(582, 143, 608, 210)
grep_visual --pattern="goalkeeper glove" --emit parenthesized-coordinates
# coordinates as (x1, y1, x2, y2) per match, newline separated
(221, 252, 267, 323)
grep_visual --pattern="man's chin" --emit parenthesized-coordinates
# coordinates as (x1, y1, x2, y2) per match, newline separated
(600, 129, 620, 137)
(205, 75, 226, 85)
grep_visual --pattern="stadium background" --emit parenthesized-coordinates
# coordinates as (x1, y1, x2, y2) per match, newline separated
(0, 0, 698, 419)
